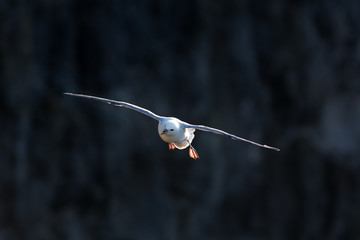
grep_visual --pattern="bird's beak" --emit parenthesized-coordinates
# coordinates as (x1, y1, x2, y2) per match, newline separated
(161, 129, 168, 135)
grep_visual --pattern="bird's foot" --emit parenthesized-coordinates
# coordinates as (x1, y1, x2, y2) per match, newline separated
(189, 145, 200, 160)
(168, 143, 176, 150)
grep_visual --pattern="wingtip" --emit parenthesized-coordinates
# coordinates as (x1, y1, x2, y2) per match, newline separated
(264, 145, 280, 151)
(64, 92, 82, 97)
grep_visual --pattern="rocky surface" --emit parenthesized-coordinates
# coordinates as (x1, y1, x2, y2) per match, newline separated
(1, 0, 360, 239)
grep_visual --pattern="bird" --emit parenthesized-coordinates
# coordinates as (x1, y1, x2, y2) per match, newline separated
(64, 93, 280, 159)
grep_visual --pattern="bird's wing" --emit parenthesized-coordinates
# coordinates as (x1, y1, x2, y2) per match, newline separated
(64, 93, 163, 121)
(183, 123, 280, 151)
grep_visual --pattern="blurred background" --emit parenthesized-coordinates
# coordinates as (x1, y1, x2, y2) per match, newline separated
(1, 0, 360, 239)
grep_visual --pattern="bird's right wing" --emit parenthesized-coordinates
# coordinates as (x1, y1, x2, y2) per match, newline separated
(64, 93, 163, 121)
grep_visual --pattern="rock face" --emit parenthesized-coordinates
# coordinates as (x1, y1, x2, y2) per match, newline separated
(1, 1, 359, 239)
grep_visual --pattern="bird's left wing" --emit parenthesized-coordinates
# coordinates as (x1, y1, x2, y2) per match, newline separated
(183, 123, 280, 151)
(64, 93, 163, 121)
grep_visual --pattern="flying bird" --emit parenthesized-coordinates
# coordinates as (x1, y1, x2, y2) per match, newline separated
(64, 93, 280, 159)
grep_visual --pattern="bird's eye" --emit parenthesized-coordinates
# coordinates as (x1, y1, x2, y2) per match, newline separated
(170, 129, 174, 131)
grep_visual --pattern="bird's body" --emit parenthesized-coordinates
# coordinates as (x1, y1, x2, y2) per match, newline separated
(157, 117, 198, 158)
(64, 93, 279, 159)
(158, 118, 194, 149)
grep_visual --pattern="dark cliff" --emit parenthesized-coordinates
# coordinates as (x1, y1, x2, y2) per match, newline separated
(1, 1, 360, 239)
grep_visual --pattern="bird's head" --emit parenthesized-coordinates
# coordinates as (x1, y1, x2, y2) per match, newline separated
(158, 118, 182, 142)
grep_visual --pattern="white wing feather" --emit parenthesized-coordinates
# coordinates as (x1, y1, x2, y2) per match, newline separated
(64, 93, 163, 121)
(65, 93, 280, 151)
(183, 123, 280, 151)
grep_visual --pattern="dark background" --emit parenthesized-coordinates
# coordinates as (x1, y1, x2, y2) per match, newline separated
(1, 0, 360, 239)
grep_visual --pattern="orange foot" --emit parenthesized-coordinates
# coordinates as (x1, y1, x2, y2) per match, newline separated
(189, 146, 200, 160)
(168, 143, 176, 150)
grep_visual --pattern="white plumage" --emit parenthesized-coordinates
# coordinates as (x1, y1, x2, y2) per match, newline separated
(64, 93, 280, 159)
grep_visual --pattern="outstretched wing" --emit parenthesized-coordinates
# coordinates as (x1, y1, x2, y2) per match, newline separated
(64, 93, 163, 121)
(183, 123, 280, 151)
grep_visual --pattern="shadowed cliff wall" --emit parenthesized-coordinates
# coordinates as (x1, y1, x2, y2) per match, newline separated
(1, 0, 360, 239)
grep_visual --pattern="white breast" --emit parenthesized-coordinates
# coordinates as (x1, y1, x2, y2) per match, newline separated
(172, 128, 195, 149)
(158, 118, 195, 149)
